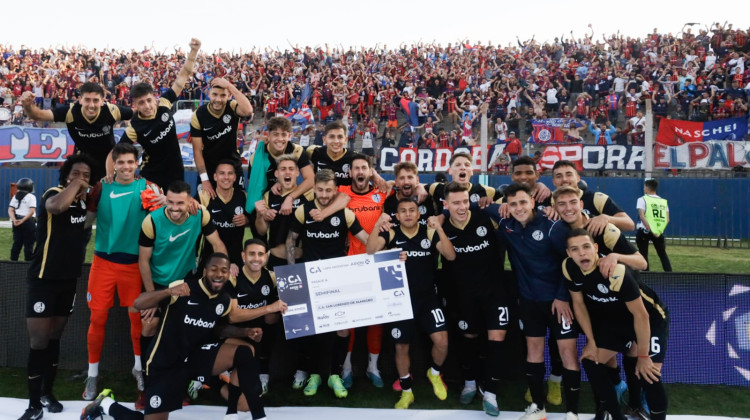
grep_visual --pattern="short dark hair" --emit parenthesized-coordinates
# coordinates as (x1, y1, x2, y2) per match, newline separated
(394, 161, 418, 177)
(551, 186, 579, 203)
(324, 120, 347, 135)
(449, 152, 471, 166)
(79, 82, 104, 97)
(59, 154, 95, 186)
(112, 142, 139, 161)
(167, 180, 191, 195)
(244, 238, 268, 251)
(350, 153, 370, 168)
(504, 182, 532, 199)
(552, 160, 578, 173)
(511, 156, 537, 172)
(130, 82, 154, 100)
(566, 228, 594, 245)
(444, 181, 469, 197)
(315, 168, 336, 184)
(214, 159, 237, 174)
(397, 197, 418, 210)
(267, 116, 292, 133)
(644, 178, 659, 192)
(206, 252, 230, 266)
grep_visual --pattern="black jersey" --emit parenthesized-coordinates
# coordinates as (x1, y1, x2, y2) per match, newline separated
(382, 193, 436, 228)
(144, 277, 231, 373)
(197, 188, 248, 267)
(307, 146, 355, 186)
(551, 218, 636, 257)
(380, 224, 439, 297)
(579, 190, 624, 218)
(224, 266, 278, 328)
(441, 210, 502, 293)
(290, 201, 363, 261)
(429, 182, 496, 213)
(52, 102, 132, 180)
(248, 142, 311, 192)
(564, 259, 667, 331)
(262, 189, 314, 248)
(190, 100, 242, 175)
(27, 186, 88, 281)
(122, 89, 183, 190)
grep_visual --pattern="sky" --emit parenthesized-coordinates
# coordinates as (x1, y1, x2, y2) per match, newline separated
(3, 1, 748, 53)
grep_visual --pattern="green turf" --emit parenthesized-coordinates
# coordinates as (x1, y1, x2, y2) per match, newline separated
(0, 367, 748, 416)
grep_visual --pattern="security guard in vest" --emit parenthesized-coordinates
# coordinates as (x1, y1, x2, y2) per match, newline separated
(635, 179, 672, 272)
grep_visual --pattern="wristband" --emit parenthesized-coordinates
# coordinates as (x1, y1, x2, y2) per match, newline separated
(200, 173, 209, 182)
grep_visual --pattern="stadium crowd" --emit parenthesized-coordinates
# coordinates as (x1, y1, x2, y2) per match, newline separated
(7, 22, 721, 420)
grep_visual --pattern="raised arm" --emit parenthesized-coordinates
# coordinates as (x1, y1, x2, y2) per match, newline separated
(21, 91, 54, 121)
(172, 38, 201, 96)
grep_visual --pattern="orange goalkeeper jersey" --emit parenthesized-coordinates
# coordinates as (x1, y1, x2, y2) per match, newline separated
(339, 185, 387, 255)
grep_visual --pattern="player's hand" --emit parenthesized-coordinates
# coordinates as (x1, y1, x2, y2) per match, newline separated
(498, 202, 510, 219)
(635, 356, 661, 384)
(271, 299, 288, 314)
(13, 219, 22, 226)
(376, 213, 392, 232)
(544, 206, 560, 220)
(262, 208, 278, 221)
(101, 173, 115, 184)
(280, 194, 294, 215)
(170, 282, 191, 297)
(148, 190, 167, 209)
(270, 182, 283, 195)
(20, 91, 35, 108)
(230, 263, 239, 278)
(551, 299, 574, 325)
(71, 179, 91, 201)
(477, 196, 493, 209)
(399, 251, 408, 261)
(254, 199, 269, 214)
(189, 38, 202, 51)
(211, 77, 231, 90)
(141, 308, 158, 323)
(309, 208, 326, 222)
(598, 253, 619, 278)
(532, 182, 551, 202)
(426, 215, 442, 230)
(187, 198, 200, 215)
(232, 213, 248, 227)
(581, 341, 599, 364)
(201, 180, 216, 199)
(248, 327, 263, 342)
(585, 214, 608, 237)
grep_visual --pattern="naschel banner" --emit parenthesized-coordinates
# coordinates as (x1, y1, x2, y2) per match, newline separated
(655, 117, 748, 145)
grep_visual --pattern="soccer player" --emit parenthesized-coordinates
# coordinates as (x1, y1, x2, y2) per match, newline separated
(366, 199, 455, 409)
(80, 253, 283, 420)
(487, 183, 580, 420)
(440, 181, 510, 416)
(564, 229, 669, 420)
(120, 38, 201, 190)
(382, 161, 436, 228)
(196, 160, 249, 274)
(428, 152, 497, 212)
(82, 143, 166, 404)
(20, 82, 133, 181)
(191, 77, 253, 197)
(285, 169, 368, 399)
(337, 154, 389, 389)
(138, 181, 227, 371)
(20, 155, 93, 420)
(255, 154, 314, 270)
(635, 179, 672, 272)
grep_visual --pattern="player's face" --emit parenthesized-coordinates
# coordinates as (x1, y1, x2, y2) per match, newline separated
(395, 169, 418, 198)
(203, 257, 230, 292)
(314, 180, 337, 208)
(242, 244, 268, 274)
(275, 160, 299, 191)
(350, 158, 370, 191)
(267, 129, 291, 154)
(396, 201, 419, 228)
(507, 191, 534, 224)
(114, 153, 137, 183)
(445, 190, 470, 223)
(78, 92, 103, 119)
(165, 191, 190, 222)
(325, 128, 347, 155)
(552, 166, 580, 188)
(213, 164, 236, 190)
(66, 162, 92, 186)
(209, 87, 229, 112)
(133, 94, 157, 119)
(511, 164, 538, 187)
(566, 235, 599, 272)
(554, 192, 583, 224)
(448, 156, 473, 182)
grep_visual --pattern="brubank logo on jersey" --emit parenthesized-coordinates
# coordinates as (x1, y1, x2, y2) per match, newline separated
(454, 240, 490, 253)
(184, 314, 216, 328)
(207, 125, 232, 141)
(71, 214, 86, 224)
(307, 230, 340, 239)
(150, 118, 174, 144)
(239, 300, 267, 309)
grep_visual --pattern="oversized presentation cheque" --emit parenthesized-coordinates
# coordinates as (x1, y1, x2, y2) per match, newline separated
(275, 249, 413, 339)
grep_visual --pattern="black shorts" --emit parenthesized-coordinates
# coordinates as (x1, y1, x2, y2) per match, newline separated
(185, 341, 223, 385)
(267, 254, 288, 271)
(518, 298, 577, 340)
(594, 313, 669, 363)
(455, 288, 511, 334)
(362, 147, 375, 156)
(389, 295, 447, 344)
(144, 366, 189, 414)
(26, 280, 77, 318)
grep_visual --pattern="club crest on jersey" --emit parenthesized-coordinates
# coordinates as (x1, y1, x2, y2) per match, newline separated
(391, 328, 402, 339)
(330, 216, 340, 227)
(532, 230, 544, 241)
(261, 285, 270, 296)
(161, 112, 169, 122)
(150, 395, 162, 408)
(342, 164, 350, 174)
(102, 125, 111, 135)
(470, 193, 480, 203)
(476, 226, 487, 237)
(597, 284, 610, 294)
(215, 304, 225, 315)
(86, 292, 92, 302)
(223, 114, 231, 124)
(372, 194, 381, 203)
(293, 198, 301, 206)
(235, 206, 243, 215)
(421, 239, 431, 249)
(33, 302, 45, 313)
(418, 205, 427, 215)
(458, 320, 468, 330)
(80, 200, 86, 210)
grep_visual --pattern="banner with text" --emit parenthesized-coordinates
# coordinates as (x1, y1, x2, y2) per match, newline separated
(656, 117, 748, 145)
(528, 118, 579, 144)
(654, 141, 750, 169)
(378, 145, 645, 172)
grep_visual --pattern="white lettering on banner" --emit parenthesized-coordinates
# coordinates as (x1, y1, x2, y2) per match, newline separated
(654, 141, 750, 169)
(418, 149, 434, 172)
(435, 148, 452, 171)
(379, 148, 398, 171)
